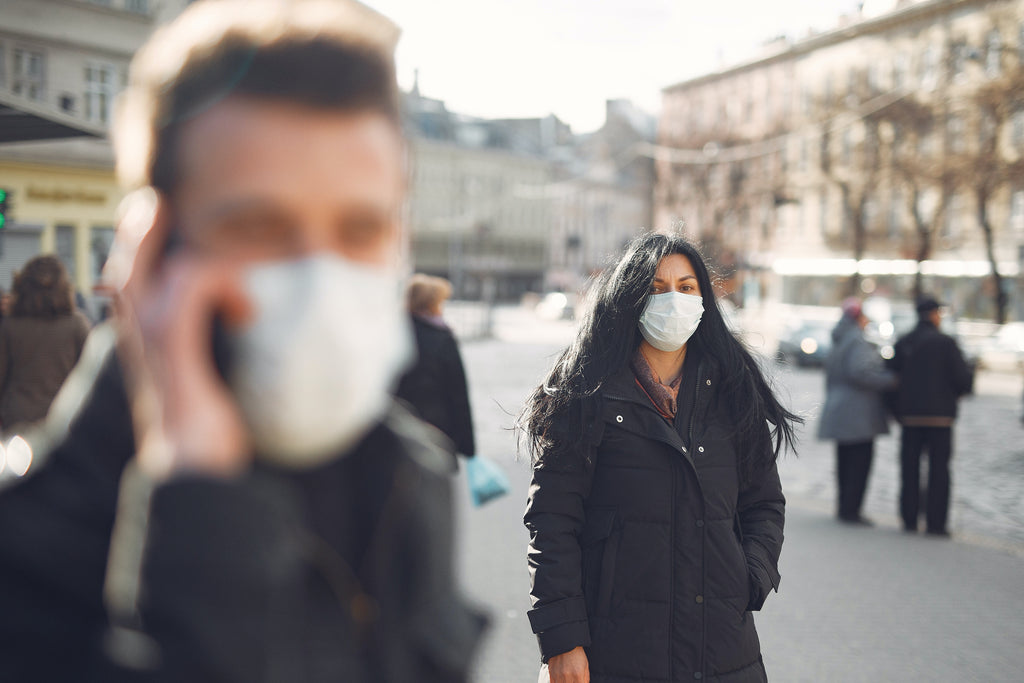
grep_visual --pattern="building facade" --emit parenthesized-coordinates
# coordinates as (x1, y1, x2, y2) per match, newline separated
(403, 86, 560, 301)
(657, 0, 1024, 321)
(546, 99, 656, 293)
(0, 0, 191, 308)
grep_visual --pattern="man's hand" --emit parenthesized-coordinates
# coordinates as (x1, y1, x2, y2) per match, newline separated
(546, 646, 589, 683)
(109, 189, 253, 479)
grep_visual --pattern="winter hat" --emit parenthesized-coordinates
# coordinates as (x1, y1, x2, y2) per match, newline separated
(840, 297, 863, 319)
(915, 295, 942, 315)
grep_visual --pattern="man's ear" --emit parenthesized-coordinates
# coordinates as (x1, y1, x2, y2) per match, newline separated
(103, 187, 170, 292)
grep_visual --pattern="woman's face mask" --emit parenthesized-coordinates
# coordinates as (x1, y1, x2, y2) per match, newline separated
(639, 291, 704, 352)
(227, 254, 414, 468)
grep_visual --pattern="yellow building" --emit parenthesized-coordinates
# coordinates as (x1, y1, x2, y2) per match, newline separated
(0, 0, 190, 309)
(0, 157, 121, 301)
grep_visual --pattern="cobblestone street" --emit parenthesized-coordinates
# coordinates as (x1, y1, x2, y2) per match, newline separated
(451, 307, 1024, 682)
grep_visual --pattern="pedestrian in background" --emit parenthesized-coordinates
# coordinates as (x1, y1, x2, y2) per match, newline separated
(0, 1, 485, 680)
(0, 255, 90, 435)
(817, 297, 897, 526)
(522, 233, 800, 683)
(889, 295, 973, 537)
(396, 274, 476, 468)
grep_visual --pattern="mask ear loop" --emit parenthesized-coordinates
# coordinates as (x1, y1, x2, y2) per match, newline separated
(158, 46, 257, 130)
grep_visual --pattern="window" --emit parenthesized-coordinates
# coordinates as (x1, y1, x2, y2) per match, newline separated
(986, 30, 1002, 78)
(920, 44, 939, 90)
(55, 225, 76, 281)
(979, 112, 996, 147)
(819, 190, 829, 235)
(950, 41, 967, 81)
(892, 53, 908, 90)
(947, 115, 965, 154)
(943, 194, 964, 240)
(84, 64, 115, 123)
(867, 63, 880, 91)
(919, 130, 933, 158)
(888, 190, 903, 238)
(1011, 190, 1024, 232)
(1012, 109, 1024, 148)
(864, 194, 879, 231)
(91, 227, 116, 282)
(13, 48, 45, 101)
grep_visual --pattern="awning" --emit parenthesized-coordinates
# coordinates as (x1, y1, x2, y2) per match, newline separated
(0, 92, 107, 143)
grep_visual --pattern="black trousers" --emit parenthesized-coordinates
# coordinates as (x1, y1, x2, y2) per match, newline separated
(836, 440, 874, 520)
(899, 425, 953, 533)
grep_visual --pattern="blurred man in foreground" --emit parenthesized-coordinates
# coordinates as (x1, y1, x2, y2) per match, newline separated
(0, 1, 484, 681)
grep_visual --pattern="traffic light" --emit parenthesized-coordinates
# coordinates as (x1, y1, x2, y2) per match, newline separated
(0, 189, 10, 229)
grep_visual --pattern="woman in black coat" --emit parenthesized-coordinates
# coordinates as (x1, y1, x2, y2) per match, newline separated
(395, 275, 475, 465)
(522, 234, 800, 683)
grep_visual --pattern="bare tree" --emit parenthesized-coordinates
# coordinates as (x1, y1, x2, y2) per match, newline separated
(948, 61, 1024, 323)
(815, 73, 887, 296)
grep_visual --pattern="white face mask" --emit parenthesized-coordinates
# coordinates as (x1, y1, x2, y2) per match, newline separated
(639, 291, 704, 352)
(228, 254, 414, 468)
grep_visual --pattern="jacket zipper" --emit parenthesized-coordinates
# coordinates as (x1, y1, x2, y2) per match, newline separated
(609, 362, 710, 680)
(669, 455, 676, 681)
(691, 361, 706, 680)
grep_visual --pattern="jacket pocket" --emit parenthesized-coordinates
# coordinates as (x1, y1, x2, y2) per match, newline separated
(580, 508, 620, 617)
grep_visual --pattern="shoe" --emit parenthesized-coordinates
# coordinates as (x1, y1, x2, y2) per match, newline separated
(925, 529, 951, 539)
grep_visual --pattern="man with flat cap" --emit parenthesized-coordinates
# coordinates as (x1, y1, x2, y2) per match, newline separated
(888, 295, 973, 537)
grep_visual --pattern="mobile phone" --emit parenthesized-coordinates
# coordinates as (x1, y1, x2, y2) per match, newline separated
(163, 225, 234, 383)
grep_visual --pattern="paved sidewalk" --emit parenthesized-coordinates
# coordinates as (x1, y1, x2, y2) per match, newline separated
(454, 323, 1024, 682)
(757, 500, 1024, 682)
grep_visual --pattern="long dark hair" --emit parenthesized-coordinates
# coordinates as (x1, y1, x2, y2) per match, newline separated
(521, 232, 800, 481)
(10, 255, 75, 318)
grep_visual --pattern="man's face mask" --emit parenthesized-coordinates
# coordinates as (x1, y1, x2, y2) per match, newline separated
(227, 254, 414, 468)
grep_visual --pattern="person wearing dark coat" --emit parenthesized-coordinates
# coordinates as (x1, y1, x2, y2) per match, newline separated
(0, 3, 485, 681)
(888, 295, 973, 537)
(0, 337, 484, 682)
(396, 274, 476, 464)
(522, 234, 800, 683)
(0, 255, 91, 434)
(817, 298, 897, 525)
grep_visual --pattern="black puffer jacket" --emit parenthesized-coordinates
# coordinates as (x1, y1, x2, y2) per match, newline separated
(525, 360, 784, 683)
(396, 315, 476, 459)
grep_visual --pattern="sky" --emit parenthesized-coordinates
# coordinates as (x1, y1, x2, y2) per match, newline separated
(362, 0, 867, 133)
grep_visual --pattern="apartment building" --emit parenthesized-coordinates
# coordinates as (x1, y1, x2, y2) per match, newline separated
(657, 0, 1024, 319)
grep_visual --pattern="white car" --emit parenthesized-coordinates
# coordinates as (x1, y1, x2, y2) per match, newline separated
(978, 322, 1024, 372)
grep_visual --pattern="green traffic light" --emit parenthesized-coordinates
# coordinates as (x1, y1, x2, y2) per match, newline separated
(0, 214, 5, 228)
(0, 189, 6, 202)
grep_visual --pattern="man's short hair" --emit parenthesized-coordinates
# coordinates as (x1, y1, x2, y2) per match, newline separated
(407, 274, 453, 315)
(114, 0, 401, 193)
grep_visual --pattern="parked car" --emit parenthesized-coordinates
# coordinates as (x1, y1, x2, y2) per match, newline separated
(977, 322, 1024, 372)
(775, 318, 835, 367)
(535, 291, 579, 321)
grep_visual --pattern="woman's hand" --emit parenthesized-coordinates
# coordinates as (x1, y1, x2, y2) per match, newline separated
(546, 646, 589, 683)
